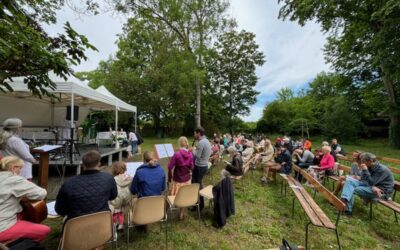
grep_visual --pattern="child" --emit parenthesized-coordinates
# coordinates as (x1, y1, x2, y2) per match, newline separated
(109, 161, 132, 230)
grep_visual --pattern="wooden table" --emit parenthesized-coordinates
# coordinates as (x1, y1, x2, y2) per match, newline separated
(31, 149, 50, 189)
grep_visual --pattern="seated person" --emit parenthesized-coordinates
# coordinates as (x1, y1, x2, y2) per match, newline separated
(55, 151, 118, 220)
(260, 145, 292, 184)
(0, 156, 50, 243)
(221, 146, 243, 178)
(130, 151, 166, 198)
(308, 145, 335, 180)
(331, 138, 345, 156)
(241, 141, 254, 163)
(294, 148, 315, 182)
(333, 151, 363, 196)
(341, 152, 394, 215)
(312, 148, 323, 165)
(209, 139, 221, 166)
(260, 139, 274, 164)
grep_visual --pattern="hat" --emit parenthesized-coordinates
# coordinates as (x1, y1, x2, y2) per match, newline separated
(3, 118, 22, 129)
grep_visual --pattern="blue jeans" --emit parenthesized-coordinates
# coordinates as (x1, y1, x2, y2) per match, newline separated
(130, 141, 137, 155)
(341, 177, 377, 212)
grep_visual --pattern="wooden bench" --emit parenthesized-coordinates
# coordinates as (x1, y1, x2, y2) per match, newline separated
(286, 164, 345, 249)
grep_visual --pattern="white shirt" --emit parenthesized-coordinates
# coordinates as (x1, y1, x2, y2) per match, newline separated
(128, 132, 138, 142)
(0, 135, 35, 179)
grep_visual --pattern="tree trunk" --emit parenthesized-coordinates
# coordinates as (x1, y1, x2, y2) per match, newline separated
(380, 64, 400, 148)
(195, 79, 201, 128)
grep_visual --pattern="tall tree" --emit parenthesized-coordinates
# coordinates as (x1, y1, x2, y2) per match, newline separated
(0, 0, 97, 96)
(110, 0, 233, 128)
(207, 30, 265, 133)
(279, 0, 400, 147)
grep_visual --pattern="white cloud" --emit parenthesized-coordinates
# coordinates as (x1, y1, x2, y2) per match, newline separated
(231, 0, 330, 121)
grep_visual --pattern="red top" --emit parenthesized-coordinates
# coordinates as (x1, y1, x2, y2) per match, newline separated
(319, 153, 335, 170)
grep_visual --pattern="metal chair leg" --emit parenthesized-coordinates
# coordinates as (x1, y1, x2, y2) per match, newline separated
(305, 222, 311, 250)
(369, 201, 373, 220)
(335, 229, 341, 250)
(394, 211, 398, 223)
(291, 198, 295, 218)
(165, 220, 168, 250)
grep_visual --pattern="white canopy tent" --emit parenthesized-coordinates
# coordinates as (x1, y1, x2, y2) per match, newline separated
(0, 74, 137, 141)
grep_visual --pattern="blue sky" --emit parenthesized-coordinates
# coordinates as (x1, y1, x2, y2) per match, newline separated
(46, 0, 330, 122)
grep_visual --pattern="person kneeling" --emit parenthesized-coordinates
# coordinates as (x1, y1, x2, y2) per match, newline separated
(260, 145, 292, 184)
(340, 152, 394, 215)
(0, 156, 50, 243)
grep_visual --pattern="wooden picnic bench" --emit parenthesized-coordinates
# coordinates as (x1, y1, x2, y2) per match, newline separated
(285, 164, 346, 249)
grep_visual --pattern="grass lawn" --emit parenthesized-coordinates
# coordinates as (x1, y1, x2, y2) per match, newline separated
(42, 137, 400, 249)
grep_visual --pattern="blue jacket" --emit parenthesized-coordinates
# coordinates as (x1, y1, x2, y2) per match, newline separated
(130, 163, 166, 198)
(55, 170, 117, 220)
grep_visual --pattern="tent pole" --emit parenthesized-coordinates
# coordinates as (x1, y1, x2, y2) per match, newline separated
(70, 93, 74, 166)
(134, 111, 137, 133)
(115, 105, 119, 148)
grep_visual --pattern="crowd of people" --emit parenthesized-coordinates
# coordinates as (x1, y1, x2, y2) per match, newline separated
(0, 117, 397, 247)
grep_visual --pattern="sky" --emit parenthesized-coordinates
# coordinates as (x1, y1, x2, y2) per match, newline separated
(46, 0, 330, 122)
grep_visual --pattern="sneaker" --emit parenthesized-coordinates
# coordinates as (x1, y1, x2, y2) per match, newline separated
(260, 176, 268, 183)
(344, 210, 352, 216)
(117, 224, 124, 231)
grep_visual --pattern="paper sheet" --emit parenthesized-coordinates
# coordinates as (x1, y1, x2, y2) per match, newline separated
(126, 162, 143, 178)
(34, 145, 63, 152)
(155, 144, 175, 159)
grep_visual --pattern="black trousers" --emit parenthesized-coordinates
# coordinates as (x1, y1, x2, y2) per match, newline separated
(192, 165, 208, 209)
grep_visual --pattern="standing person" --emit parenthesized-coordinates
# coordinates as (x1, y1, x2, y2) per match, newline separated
(168, 137, 194, 219)
(0, 156, 50, 243)
(128, 130, 138, 157)
(109, 161, 132, 231)
(191, 127, 212, 210)
(0, 118, 37, 180)
(55, 151, 118, 220)
(341, 152, 394, 215)
(130, 151, 166, 197)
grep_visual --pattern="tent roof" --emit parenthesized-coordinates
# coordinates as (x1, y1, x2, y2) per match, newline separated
(95, 86, 136, 113)
(4, 74, 136, 113)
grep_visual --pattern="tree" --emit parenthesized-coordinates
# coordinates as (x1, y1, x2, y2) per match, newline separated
(0, 0, 97, 96)
(109, 0, 233, 127)
(207, 30, 265, 133)
(279, 0, 400, 147)
(78, 18, 197, 136)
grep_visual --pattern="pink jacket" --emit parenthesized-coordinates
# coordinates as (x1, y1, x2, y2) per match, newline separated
(319, 153, 335, 170)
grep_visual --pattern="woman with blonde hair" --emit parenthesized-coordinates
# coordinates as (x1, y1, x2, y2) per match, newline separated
(0, 156, 50, 242)
(167, 136, 194, 219)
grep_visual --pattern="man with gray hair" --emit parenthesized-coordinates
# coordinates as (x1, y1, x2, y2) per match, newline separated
(340, 152, 394, 215)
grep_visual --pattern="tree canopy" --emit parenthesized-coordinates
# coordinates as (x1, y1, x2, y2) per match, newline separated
(0, 0, 97, 96)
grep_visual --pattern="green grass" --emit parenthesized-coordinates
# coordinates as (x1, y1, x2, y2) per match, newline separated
(43, 137, 400, 249)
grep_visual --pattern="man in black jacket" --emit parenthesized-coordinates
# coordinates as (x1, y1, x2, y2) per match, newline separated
(55, 151, 117, 220)
(260, 145, 292, 184)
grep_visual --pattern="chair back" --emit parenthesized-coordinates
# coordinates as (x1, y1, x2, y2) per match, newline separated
(59, 211, 113, 250)
(174, 183, 200, 208)
(131, 196, 166, 225)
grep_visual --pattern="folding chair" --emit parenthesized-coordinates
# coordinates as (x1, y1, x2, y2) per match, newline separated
(167, 183, 201, 225)
(127, 196, 167, 249)
(59, 211, 117, 250)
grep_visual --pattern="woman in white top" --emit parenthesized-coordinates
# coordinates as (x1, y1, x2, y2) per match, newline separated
(0, 156, 50, 242)
(0, 118, 37, 179)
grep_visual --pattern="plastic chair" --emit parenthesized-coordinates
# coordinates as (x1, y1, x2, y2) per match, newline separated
(167, 183, 201, 224)
(127, 196, 167, 248)
(59, 211, 117, 250)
